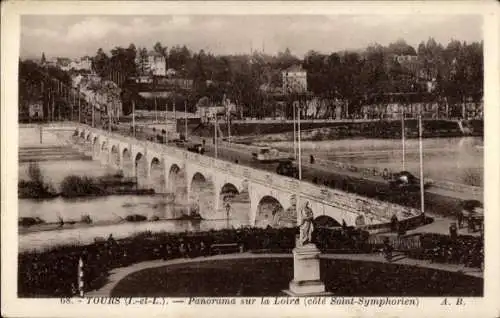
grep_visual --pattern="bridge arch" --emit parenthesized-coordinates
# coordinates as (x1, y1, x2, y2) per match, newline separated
(134, 152, 149, 188)
(150, 157, 166, 193)
(254, 195, 289, 228)
(189, 172, 215, 219)
(110, 145, 120, 168)
(122, 148, 133, 177)
(314, 215, 341, 229)
(168, 164, 187, 204)
(100, 140, 109, 163)
(92, 136, 100, 158)
(218, 182, 251, 225)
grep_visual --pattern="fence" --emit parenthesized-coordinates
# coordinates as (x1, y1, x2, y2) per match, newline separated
(367, 233, 422, 251)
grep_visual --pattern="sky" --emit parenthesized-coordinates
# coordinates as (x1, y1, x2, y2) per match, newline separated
(20, 15, 482, 59)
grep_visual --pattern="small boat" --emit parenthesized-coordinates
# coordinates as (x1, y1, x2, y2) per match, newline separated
(125, 214, 147, 222)
(177, 214, 203, 221)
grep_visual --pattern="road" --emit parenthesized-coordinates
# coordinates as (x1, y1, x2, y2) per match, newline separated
(108, 123, 475, 218)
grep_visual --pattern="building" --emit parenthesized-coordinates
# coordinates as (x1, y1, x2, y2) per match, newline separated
(282, 65, 307, 94)
(136, 51, 166, 77)
(393, 55, 418, 63)
(59, 57, 92, 72)
(166, 68, 177, 78)
(29, 103, 44, 119)
(71, 56, 92, 71)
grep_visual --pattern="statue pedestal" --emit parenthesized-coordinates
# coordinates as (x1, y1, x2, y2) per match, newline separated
(283, 244, 331, 296)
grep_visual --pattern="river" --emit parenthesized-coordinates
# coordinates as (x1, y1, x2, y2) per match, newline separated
(263, 137, 483, 186)
(18, 127, 261, 252)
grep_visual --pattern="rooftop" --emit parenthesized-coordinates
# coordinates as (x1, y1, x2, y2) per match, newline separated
(283, 64, 305, 73)
(147, 51, 164, 58)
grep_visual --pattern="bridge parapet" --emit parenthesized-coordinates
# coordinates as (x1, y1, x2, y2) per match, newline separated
(76, 124, 421, 223)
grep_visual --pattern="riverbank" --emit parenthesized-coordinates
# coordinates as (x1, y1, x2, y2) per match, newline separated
(191, 119, 483, 142)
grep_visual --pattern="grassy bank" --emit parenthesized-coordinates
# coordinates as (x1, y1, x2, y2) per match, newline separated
(191, 119, 483, 140)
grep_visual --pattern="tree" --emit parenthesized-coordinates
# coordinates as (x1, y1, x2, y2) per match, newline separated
(153, 41, 169, 69)
(136, 47, 148, 75)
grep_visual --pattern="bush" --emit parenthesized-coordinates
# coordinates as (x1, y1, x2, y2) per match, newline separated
(19, 217, 45, 227)
(462, 169, 482, 187)
(60, 175, 105, 198)
(18, 163, 56, 198)
(81, 214, 93, 224)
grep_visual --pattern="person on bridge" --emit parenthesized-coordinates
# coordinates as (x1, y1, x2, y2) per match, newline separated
(383, 237, 393, 263)
(390, 214, 399, 232)
(457, 210, 464, 229)
(449, 222, 458, 240)
(310, 154, 315, 164)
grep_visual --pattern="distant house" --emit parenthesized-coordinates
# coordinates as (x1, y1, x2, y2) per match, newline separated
(393, 55, 418, 63)
(196, 97, 227, 121)
(166, 68, 177, 78)
(136, 51, 166, 77)
(72, 56, 92, 71)
(29, 103, 44, 119)
(282, 65, 307, 94)
(61, 57, 92, 72)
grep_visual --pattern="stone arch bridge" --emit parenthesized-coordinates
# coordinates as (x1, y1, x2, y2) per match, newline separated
(75, 125, 420, 227)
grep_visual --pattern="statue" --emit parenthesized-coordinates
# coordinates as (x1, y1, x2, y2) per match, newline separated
(299, 201, 314, 246)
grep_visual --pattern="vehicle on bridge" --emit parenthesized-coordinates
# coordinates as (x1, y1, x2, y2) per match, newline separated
(252, 147, 294, 163)
(174, 139, 187, 147)
(187, 143, 205, 154)
(388, 171, 432, 192)
(276, 160, 299, 179)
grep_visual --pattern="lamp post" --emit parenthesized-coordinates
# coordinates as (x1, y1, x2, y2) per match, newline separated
(78, 87, 81, 124)
(214, 112, 218, 158)
(418, 113, 425, 215)
(184, 100, 188, 141)
(293, 94, 297, 160)
(401, 107, 406, 171)
(297, 97, 302, 180)
(132, 99, 136, 137)
(154, 96, 158, 123)
(91, 94, 95, 128)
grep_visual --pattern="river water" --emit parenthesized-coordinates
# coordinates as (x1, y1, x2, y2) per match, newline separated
(264, 137, 483, 186)
(18, 127, 270, 252)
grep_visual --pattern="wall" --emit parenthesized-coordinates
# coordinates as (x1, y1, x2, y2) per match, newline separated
(222, 119, 471, 142)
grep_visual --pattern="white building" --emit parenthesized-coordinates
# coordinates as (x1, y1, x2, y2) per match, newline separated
(29, 103, 44, 119)
(393, 55, 418, 63)
(136, 51, 166, 76)
(282, 65, 307, 94)
(61, 57, 92, 72)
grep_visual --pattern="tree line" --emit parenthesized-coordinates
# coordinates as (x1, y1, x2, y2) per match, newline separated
(19, 37, 482, 120)
(90, 38, 482, 118)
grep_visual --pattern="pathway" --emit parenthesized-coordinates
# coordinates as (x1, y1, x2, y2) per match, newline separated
(85, 251, 483, 297)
